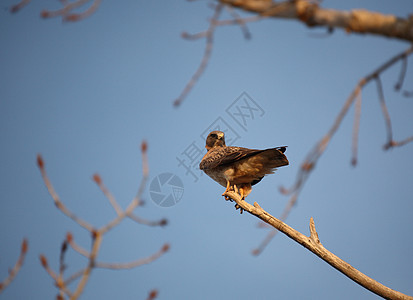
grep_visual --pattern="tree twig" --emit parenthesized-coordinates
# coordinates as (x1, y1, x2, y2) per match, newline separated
(37, 141, 169, 299)
(37, 154, 95, 233)
(174, 4, 224, 107)
(224, 191, 413, 300)
(10, 0, 31, 13)
(96, 244, 170, 270)
(0, 239, 28, 293)
(270, 46, 413, 254)
(40, 0, 101, 22)
(351, 89, 363, 166)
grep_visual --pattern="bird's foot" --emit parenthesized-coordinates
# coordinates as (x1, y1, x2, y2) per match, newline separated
(234, 203, 244, 214)
(223, 194, 233, 201)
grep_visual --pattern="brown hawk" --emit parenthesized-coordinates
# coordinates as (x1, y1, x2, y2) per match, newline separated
(199, 131, 289, 199)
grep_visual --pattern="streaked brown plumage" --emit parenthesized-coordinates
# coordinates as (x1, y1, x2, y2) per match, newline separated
(199, 131, 289, 199)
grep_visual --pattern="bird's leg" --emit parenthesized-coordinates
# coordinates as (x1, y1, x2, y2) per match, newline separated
(239, 187, 245, 200)
(223, 180, 232, 201)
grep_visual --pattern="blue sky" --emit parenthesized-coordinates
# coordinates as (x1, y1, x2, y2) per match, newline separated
(1, 0, 412, 299)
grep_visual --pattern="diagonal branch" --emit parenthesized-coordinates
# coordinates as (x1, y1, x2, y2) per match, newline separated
(93, 174, 123, 216)
(0, 239, 28, 293)
(375, 76, 394, 149)
(351, 91, 363, 166)
(219, 0, 413, 42)
(66, 233, 90, 259)
(37, 154, 95, 232)
(224, 191, 413, 300)
(96, 244, 170, 270)
(128, 213, 168, 227)
(271, 46, 413, 254)
(174, 4, 224, 107)
(10, 0, 31, 13)
(40, 0, 101, 22)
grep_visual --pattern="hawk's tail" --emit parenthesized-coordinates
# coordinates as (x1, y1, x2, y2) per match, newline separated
(262, 147, 289, 168)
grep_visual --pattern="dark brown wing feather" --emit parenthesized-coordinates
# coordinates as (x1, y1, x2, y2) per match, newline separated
(199, 146, 288, 170)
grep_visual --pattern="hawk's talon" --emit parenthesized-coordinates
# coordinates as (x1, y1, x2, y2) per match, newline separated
(223, 194, 232, 201)
(234, 204, 244, 214)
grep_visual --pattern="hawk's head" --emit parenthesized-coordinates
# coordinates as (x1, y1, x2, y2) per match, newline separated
(205, 131, 226, 150)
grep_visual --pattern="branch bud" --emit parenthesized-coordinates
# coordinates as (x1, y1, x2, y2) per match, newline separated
(148, 289, 158, 300)
(141, 140, 148, 153)
(21, 238, 28, 254)
(39, 255, 48, 268)
(66, 232, 73, 243)
(40, 10, 50, 18)
(36, 154, 44, 169)
(161, 243, 170, 252)
(92, 174, 102, 185)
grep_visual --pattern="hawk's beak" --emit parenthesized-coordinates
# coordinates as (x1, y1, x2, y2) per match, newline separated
(217, 132, 224, 140)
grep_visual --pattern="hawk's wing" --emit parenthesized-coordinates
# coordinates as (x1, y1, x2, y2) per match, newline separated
(199, 146, 288, 170)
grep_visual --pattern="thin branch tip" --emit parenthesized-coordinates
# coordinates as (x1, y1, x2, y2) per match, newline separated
(147, 289, 158, 300)
(92, 173, 102, 184)
(40, 255, 48, 268)
(141, 140, 148, 153)
(162, 243, 170, 252)
(21, 238, 29, 254)
(66, 232, 73, 243)
(37, 154, 44, 169)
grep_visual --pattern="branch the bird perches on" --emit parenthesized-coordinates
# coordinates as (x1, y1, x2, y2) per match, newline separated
(223, 191, 413, 300)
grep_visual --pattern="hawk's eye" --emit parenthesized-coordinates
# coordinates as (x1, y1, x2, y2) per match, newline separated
(210, 133, 217, 139)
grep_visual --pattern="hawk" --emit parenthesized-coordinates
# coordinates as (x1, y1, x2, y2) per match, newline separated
(199, 131, 289, 199)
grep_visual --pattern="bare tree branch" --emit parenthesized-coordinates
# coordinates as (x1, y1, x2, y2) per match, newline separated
(0, 239, 28, 293)
(351, 90, 363, 166)
(271, 46, 413, 254)
(37, 141, 169, 299)
(10, 0, 101, 21)
(219, 0, 413, 42)
(376, 76, 394, 149)
(37, 154, 95, 232)
(10, 0, 31, 13)
(93, 174, 123, 216)
(174, 4, 224, 107)
(96, 244, 170, 270)
(224, 191, 413, 300)
(66, 233, 90, 259)
(40, 0, 101, 22)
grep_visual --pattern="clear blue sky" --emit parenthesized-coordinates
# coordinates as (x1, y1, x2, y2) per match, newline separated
(1, 1, 412, 299)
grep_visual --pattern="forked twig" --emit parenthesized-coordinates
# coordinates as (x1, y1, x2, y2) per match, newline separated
(255, 45, 413, 254)
(40, 0, 102, 22)
(283, 45, 413, 198)
(37, 141, 169, 299)
(174, 4, 224, 107)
